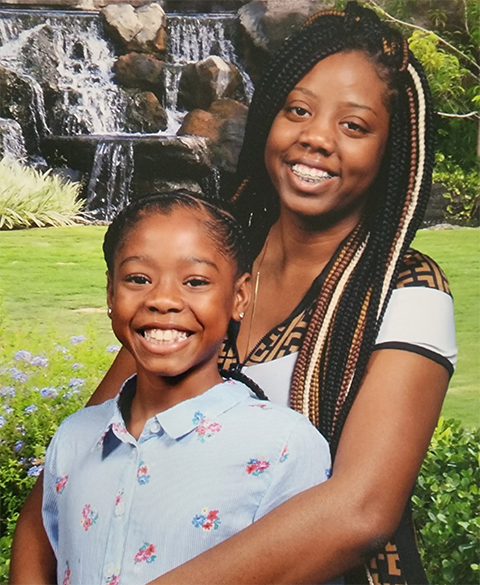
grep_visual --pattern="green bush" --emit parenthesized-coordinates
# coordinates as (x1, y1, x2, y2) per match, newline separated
(0, 159, 83, 229)
(413, 417, 480, 585)
(0, 324, 118, 582)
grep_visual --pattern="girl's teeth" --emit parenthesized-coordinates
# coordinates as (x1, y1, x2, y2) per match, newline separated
(291, 163, 333, 182)
(144, 329, 189, 344)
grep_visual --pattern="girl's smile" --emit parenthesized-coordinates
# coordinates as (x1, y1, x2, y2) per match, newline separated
(265, 50, 390, 226)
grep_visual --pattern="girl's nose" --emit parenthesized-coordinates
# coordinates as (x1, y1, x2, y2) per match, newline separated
(146, 281, 184, 313)
(299, 117, 335, 155)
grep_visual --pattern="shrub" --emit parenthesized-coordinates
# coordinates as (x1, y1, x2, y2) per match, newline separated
(413, 417, 480, 585)
(0, 324, 118, 582)
(0, 159, 84, 229)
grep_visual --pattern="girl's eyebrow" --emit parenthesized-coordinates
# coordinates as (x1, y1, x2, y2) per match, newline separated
(119, 255, 219, 271)
(291, 87, 378, 116)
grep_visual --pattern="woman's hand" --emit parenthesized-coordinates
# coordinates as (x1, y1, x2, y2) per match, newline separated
(146, 349, 449, 584)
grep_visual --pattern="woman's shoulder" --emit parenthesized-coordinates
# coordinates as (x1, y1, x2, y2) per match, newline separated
(396, 248, 450, 295)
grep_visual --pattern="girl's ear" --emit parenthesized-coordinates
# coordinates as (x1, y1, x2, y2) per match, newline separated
(106, 271, 114, 317)
(232, 273, 251, 322)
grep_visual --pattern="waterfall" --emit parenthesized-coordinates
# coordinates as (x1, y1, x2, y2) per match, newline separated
(86, 141, 135, 221)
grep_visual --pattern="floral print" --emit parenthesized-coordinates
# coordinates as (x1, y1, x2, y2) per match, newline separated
(112, 422, 127, 435)
(114, 489, 125, 516)
(248, 403, 271, 410)
(246, 457, 270, 476)
(134, 542, 157, 564)
(105, 569, 120, 585)
(192, 508, 221, 532)
(137, 461, 150, 485)
(279, 445, 289, 463)
(56, 475, 68, 494)
(62, 562, 71, 585)
(192, 411, 222, 442)
(80, 504, 98, 531)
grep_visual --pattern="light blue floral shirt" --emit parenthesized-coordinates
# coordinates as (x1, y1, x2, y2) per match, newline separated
(43, 377, 331, 585)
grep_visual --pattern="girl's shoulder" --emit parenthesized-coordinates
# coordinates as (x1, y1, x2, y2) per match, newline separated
(396, 248, 450, 295)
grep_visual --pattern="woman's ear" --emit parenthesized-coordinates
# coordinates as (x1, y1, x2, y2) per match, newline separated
(106, 271, 114, 318)
(232, 273, 251, 321)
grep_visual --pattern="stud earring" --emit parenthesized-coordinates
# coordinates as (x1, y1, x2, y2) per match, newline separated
(108, 308, 112, 315)
(239, 312, 245, 319)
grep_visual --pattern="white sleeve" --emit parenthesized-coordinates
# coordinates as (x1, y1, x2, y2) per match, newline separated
(375, 287, 457, 373)
(254, 415, 331, 520)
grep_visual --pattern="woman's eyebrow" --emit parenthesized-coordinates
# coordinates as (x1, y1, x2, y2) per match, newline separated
(292, 87, 379, 116)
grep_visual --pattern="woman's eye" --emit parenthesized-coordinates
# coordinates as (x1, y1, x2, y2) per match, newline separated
(185, 278, 209, 288)
(287, 106, 310, 118)
(125, 275, 150, 285)
(342, 121, 368, 134)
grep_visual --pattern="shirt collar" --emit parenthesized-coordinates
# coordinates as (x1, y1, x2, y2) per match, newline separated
(93, 376, 251, 448)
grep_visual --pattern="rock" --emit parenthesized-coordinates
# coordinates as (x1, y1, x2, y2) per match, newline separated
(177, 55, 244, 111)
(18, 24, 59, 96)
(213, 117, 247, 174)
(124, 90, 168, 133)
(114, 52, 165, 100)
(0, 65, 41, 153)
(177, 109, 222, 141)
(0, 118, 27, 160)
(209, 98, 248, 121)
(239, 0, 327, 54)
(102, 2, 166, 54)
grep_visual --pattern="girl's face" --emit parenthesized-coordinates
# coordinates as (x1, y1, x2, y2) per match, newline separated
(107, 209, 250, 385)
(265, 50, 391, 226)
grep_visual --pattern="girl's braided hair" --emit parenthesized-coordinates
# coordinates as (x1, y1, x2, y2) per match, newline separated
(103, 189, 252, 277)
(232, 1, 435, 456)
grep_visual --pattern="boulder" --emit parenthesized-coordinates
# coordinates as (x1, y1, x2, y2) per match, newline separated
(177, 109, 222, 141)
(177, 55, 244, 111)
(124, 90, 168, 133)
(102, 2, 166, 54)
(114, 52, 165, 100)
(0, 118, 27, 160)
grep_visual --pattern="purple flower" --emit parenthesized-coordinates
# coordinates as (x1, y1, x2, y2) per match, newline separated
(24, 404, 38, 414)
(63, 390, 79, 400)
(68, 378, 84, 388)
(27, 465, 44, 477)
(31, 356, 49, 367)
(10, 368, 29, 382)
(0, 415, 6, 428)
(106, 344, 121, 354)
(14, 350, 32, 362)
(70, 335, 86, 345)
(0, 386, 15, 397)
(71, 362, 84, 371)
(3, 405, 13, 415)
(14, 440, 24, 452)
(40, 387, 58, 399)
(54, 344, 68, 353)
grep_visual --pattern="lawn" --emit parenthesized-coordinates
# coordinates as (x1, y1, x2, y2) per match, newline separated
(0, 225, 478, 427)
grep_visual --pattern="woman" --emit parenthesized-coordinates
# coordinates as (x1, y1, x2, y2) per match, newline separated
(10, 3, 456, 584)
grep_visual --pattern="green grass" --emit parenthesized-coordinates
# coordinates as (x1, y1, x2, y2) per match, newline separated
(413, 227, 480, 428)
(0, 225, 478, 427)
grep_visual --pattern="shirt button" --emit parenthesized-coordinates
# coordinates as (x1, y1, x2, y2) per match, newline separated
(150, 421, 161, 434)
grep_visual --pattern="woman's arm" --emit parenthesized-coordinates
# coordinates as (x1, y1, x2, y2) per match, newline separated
(86, 345, 136, 406)
(9, 348, 136, 584)
(149, 349, 449, 584)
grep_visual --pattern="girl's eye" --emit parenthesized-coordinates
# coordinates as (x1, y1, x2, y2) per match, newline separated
(286, 106, 310, 118)
(185, 278, 210, 288)
(342, 121, 368, 134)
(125, 275, 150, 285)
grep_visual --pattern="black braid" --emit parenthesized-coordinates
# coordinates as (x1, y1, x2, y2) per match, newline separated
(219, 369, 269, 401)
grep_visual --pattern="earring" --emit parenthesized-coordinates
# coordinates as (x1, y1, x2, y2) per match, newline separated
(108, 308, 112, 315)
(239, 312, 245, 319)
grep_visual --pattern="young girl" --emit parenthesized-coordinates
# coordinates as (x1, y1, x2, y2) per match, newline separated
(41, 192, 331, 585)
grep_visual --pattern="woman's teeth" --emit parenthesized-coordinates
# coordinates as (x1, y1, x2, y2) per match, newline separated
(291, 163, 334, 183)
(143, 329, 189, 344)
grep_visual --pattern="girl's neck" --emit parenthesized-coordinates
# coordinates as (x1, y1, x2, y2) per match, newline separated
(125, 366, 223, 440)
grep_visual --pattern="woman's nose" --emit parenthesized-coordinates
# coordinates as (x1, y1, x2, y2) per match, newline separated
(146, 281, 184, 313)
(299, 116, 335, 155)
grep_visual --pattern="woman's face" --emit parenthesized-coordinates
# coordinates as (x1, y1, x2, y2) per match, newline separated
(264, 50, 391, 225)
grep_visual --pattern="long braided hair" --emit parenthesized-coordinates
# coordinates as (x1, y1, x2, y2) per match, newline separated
(232, 1, 434, 457)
